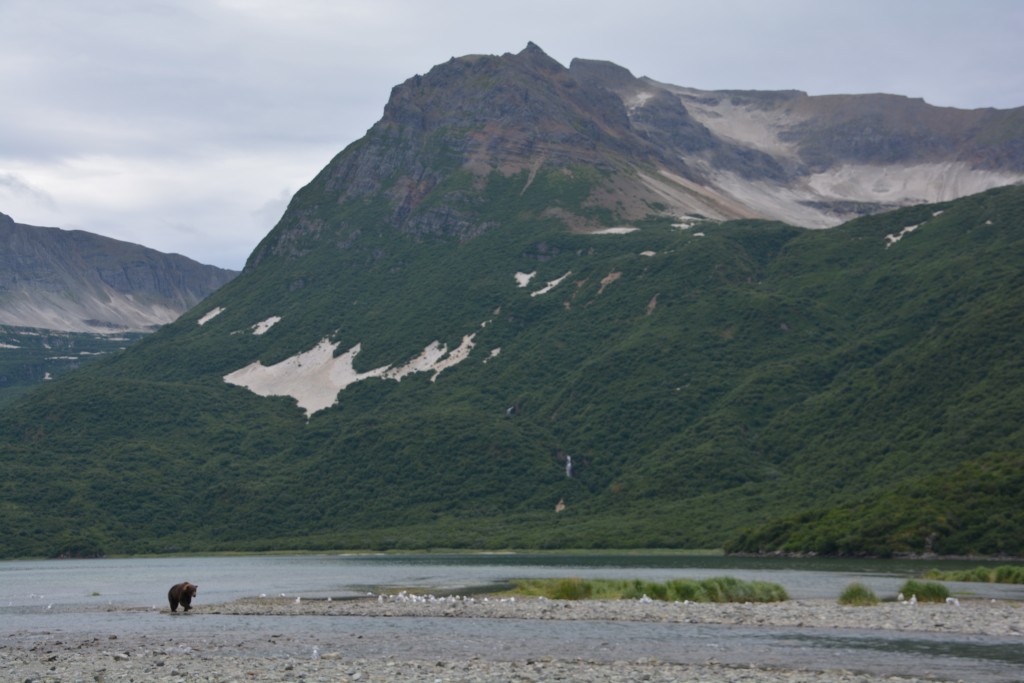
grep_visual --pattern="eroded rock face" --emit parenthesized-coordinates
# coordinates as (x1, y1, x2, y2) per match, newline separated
(0, 212, 237, 332)
(248, 43, 1024, 270)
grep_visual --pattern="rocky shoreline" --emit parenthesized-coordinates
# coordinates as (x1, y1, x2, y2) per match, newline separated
(3, 595, 1021, 682)
(215, 592, 1024, 637)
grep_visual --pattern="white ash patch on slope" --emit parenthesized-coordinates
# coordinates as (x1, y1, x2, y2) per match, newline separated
(589, 226, 639, 234)
(514, 271, 536, 287)
(383, 340, 448, 381)
(884, 210, 943, 247)
(805, 162, 1020, 207)
(707, 163, 1020, 230)
(251, 316, 281, 335)
(885, 224, 921, 247)
(224, 333, 480, 417)
(198, 306, 225, 325)
(668, 87, 805, 159)
(424, 334, 476, 381)
(625, 89, 657, 112)
(672, 216, 705, 230)
(531, 271, 572, 297)
(598, 271, 621, 294)
(638, 168, 758, 223)
(224, 339, 386, 416)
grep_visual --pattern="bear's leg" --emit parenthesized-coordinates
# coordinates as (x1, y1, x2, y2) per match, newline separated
(169, 597, 179, 612)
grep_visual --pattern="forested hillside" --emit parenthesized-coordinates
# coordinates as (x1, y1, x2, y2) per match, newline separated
(1, 185, 1021, 559)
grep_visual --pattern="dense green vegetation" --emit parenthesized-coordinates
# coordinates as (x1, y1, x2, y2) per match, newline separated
(837, 583, 879, 606)
(898, 580, 950, 603)
(0, 327, 145, 406)
(510, 576, 788, 602)
(924, 565, 1024, 584)
(1, 181, 1022, 559)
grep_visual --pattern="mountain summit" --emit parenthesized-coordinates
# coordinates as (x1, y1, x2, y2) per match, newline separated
(250, 43, 1023, 269)
(1, 45, 1022, 559)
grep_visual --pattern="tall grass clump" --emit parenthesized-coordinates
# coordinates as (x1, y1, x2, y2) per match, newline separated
(548, 578, 593, 600)
(509, 576, 787, 603)
(838, 582, 879, 606)
(899, 579, 950, 603)
(665, 579, 706, 602)
(994, 566, 1024, 584)
(925, 565, 1024, 584)
(620, 579, 670, 601)
(698, 576, 788, 603)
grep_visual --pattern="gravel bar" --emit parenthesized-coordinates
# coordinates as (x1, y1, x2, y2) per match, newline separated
(3, 595, 1020, 682)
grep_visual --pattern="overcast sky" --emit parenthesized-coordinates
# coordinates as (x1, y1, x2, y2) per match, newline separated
(2, 0, 1022, 270)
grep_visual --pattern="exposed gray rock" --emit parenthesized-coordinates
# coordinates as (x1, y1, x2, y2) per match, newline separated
(249, 43, 1024, 269)
(0, 211, 237, 332)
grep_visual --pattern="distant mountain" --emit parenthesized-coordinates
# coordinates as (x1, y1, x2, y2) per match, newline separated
(1, 45, 1021, 559)
(0, 211, 238, 333)
(0, 212, 237, 403)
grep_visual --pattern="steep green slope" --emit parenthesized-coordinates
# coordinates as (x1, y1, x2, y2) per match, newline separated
(0, 327, 147, 407)
(1, 185, 1021, 558)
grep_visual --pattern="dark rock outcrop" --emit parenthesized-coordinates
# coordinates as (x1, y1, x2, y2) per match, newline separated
(250, 43, 1024, 268)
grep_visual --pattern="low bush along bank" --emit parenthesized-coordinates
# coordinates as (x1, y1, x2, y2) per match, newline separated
(899, 579, 950, 603)
(509, 576, 789, 603)
(924, 565, 1024, 584)
(838, 582, 879, 606)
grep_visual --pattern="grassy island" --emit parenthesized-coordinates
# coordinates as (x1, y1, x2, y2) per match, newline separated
(509, 576, 789, 602)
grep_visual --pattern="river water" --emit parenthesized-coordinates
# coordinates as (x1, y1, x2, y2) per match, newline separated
(3, 553, 1023, 681)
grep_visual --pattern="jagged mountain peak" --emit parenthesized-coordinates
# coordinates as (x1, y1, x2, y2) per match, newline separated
(513, 40, 566, 71)
(251, 46, 1024, 271)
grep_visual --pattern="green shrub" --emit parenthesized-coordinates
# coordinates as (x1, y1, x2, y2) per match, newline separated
(993, 565, 1024, 584)
(550, 577, 593, 600)
(510, 576, 787, 602)
(620, 579, 671, 601)
(925, 566, 992, 583)
(699, 576, 789, 603)
(924, 565, 1024, 584)
(665, 579, 707, 602)
(746, 580, 789, 603)
(838, 582, 879, 606)
(899, 579, 949, 602)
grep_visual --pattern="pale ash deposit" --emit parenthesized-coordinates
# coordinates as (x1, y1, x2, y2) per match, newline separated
(217, 204, 939, 418)
(216, 258, 598, 416)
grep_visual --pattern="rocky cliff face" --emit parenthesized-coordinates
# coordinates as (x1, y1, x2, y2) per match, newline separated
(249, 43, 1023, 269)
(0, 212, 238, 332)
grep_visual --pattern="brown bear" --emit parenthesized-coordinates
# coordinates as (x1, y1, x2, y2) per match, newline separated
(168, 581, 198, 612)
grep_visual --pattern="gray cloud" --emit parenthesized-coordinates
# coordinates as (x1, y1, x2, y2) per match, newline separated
(1, 0, 1021, 269)
(0, 173, 57, 213)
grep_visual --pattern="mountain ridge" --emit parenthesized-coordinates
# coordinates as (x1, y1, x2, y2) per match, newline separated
(1, 44, 1021, 559)
(0, 211, 238, 333)
(250, 42, 1022, 272)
